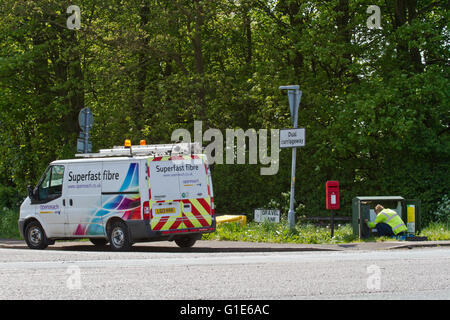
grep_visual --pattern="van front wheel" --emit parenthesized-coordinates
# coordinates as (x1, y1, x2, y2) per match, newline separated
(108, 221, 132, 251)
(25, 221, 49, 250)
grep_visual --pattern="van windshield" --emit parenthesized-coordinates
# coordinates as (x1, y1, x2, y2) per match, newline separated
(37, 165, 65, 202)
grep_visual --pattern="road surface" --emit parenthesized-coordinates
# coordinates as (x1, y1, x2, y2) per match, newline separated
(0, 241, 449, 300)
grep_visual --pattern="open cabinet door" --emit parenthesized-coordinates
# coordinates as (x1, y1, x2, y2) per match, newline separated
(360, 204, 372, 239)
(405, 199, 421, 235)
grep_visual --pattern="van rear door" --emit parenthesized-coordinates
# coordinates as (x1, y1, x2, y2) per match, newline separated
(148, 155, 214, 234)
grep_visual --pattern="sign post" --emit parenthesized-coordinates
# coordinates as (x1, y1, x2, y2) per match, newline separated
(279, 85, 303, 230)
(77, 107, 94, 153)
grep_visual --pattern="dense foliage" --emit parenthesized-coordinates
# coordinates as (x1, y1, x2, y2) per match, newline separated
(0, 1, 448, 221)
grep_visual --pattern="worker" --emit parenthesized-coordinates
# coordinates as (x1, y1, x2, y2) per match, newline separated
(364, 204, 407, 237)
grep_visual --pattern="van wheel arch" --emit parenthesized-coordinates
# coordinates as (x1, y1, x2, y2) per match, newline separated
(105, 217, 126, 235)
(23, 218, 54, 243)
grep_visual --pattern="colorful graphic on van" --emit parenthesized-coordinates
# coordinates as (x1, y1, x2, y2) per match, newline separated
(118, 163, 140, 193)
(73, 163, 141, 236)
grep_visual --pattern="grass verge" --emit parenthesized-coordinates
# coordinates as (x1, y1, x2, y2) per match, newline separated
(1, 209, 448, 243)
(203, 219, 450, 244)
(203, 220, 358, 244)
(419, 222, 450, 241)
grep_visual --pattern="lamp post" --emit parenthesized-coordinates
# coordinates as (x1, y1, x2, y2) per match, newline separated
(279, 85, 302, 230)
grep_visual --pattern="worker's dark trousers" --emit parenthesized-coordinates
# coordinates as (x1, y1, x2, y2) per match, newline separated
(376, 223, 395, 236)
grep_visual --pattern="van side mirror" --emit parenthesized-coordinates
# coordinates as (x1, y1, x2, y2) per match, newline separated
(27, 185, 34, 199)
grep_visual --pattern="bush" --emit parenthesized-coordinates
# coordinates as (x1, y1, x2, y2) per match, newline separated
(0, 209, 21, 239)
(430, 195, 450, 224)
(265, 191, 305, 220)
(0, 185, 22, 210)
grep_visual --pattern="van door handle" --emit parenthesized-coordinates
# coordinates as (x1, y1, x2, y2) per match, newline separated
(69, 199, 73, 206)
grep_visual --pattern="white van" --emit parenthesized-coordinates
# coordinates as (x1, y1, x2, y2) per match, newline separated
(19, 142, 216, 251)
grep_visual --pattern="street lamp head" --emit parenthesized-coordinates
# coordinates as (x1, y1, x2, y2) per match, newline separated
(279, 85, 300, 91)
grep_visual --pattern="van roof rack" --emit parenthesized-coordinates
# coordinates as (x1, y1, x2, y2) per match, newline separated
(75, 142, 202, 158)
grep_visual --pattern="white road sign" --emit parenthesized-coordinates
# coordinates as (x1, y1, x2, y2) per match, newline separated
(254, 209, 280, 223)
(279, 128, 305, 148)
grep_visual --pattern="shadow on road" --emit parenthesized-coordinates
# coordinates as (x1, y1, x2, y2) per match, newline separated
(1, 242, 337, 253)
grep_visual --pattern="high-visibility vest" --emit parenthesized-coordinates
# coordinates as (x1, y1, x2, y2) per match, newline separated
(367, 209, 407, 235)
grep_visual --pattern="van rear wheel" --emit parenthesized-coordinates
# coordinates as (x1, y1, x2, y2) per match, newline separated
(175, 236, 197, 248)
(108, 221, 132, 251)
(25, 221, 49, 250)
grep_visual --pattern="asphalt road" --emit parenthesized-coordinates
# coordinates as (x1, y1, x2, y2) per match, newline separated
(0, 241, 449, 300)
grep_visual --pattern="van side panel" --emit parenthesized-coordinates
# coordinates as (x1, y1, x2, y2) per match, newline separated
(100, 161, 141, 227)
(64, 161, 141, 237)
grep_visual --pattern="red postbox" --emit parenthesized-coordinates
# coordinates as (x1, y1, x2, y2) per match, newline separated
(326, 181, 340, 210)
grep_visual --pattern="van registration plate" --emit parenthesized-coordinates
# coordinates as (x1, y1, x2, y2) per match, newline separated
(155, 207, 176, 215)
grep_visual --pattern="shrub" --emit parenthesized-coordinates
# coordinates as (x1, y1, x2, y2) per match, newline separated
(0, 209, 21, 239)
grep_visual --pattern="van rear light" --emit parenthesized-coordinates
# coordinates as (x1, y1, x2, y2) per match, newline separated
(143, 201, 150, 220)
